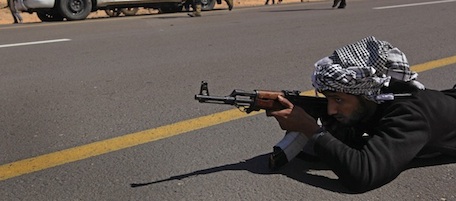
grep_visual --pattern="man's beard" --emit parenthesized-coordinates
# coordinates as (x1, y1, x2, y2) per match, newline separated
(337, 97, 371, 126)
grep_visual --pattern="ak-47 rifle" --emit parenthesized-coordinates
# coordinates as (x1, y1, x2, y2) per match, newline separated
(194, 81, 329, 170)
(194, 81, 327, 119)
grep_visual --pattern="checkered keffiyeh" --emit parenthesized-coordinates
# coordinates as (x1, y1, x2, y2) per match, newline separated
(312, 36, 424, 103)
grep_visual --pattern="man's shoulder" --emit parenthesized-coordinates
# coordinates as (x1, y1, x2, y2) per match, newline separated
(380, 87, 456, 115)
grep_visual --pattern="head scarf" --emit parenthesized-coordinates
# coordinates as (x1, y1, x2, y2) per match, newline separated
(312, 36, 424, 103)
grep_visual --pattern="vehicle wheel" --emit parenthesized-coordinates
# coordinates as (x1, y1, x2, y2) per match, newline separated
(105, 8, 122, 17)
(57, 0, 92, 21)
(158, 3, 182, 13)
(36, 11, 65, 22)
(201, 0, 216, 10)
(121, 8, 139, 16)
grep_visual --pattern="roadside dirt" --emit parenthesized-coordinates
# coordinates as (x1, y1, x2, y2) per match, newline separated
(0, 0, 320, 25)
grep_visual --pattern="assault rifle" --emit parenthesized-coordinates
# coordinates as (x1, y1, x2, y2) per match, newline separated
(194, 81, 329, 170)
(194, 81, 327, 119)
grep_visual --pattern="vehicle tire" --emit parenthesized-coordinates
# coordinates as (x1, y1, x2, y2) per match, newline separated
(158, 3, 182, 13)
(201, 0, 216, 10)
(121, 8, 139, 16)
(105, 8, 122, 17)
(57, 0, 92, 21)
(36, 11, 65, 22)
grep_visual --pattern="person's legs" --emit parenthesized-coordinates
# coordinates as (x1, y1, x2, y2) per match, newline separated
(332, 0, 341, 8)
(13, 12, 22, 23)
(10, 0, 23, 23)
(8, 0, 18, 23)
(225, 0, 233, 10)
(188, 0, 201, 17)
(338, 0, 346, 8)
(266, 0, 275, 4)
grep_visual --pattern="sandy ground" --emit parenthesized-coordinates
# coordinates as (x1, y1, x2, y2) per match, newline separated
(0, 0, 320, 25)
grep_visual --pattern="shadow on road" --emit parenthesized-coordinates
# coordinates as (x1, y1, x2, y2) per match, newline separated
(130, 153, 456, 193)
(129, 153, 348, 192)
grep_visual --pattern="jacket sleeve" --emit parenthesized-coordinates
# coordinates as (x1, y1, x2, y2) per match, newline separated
(313, 101, 431, 192)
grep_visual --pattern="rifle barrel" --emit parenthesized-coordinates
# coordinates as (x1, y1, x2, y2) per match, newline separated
(194, 95, 253, 107)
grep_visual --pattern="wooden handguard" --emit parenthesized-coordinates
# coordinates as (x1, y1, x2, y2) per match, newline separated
(254, 90, 328, 119)
(253, 90, 287, 111)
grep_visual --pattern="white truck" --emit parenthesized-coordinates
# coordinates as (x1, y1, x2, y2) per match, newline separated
(16, 0, 219, 22)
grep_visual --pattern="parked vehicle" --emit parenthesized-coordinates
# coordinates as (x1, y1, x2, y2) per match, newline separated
(17, 0, 220, 22)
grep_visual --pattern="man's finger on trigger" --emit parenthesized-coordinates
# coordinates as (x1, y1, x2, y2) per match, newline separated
(277, 95, 293, 108)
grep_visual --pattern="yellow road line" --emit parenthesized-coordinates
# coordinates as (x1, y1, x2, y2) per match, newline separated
(412, 55, 456, 72)
(0, 110, 259, 181)
(0, 55, 455, 181)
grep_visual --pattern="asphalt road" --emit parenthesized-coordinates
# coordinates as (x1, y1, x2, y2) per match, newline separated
(1, 0, 455, 200)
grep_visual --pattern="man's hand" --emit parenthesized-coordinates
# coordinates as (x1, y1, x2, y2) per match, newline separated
(266, 96, 321, 138)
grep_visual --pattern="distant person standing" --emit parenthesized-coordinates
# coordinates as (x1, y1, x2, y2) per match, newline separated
(8, 0, 23, 23)
(332, 0, 346, 9)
